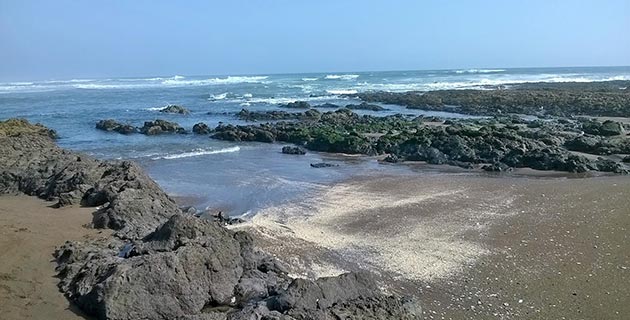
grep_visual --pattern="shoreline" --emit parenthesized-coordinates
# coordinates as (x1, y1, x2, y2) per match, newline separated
(233, 172, 630, 319)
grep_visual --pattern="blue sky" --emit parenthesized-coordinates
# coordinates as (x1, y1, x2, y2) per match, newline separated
(1, 0, 629, 81)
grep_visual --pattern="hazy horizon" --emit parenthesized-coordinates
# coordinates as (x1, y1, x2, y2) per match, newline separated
(2, 0, 629, 81)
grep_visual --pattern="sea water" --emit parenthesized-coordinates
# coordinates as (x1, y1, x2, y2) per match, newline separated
(1, 66, 629, 214)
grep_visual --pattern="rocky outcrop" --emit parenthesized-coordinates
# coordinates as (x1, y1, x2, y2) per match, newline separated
(192, 122, 212, 134)
(159, 104, 190, 115)
(355, 85, 630, 117)
(140, 119, 186, 135)
(238, 109, 321, 121)
(282, 146, 306, 155)
(280, 101, 311, 109)
(581, 119, 625, 136)
(96, 119, 137, 134)
(2, 118, 421, 320)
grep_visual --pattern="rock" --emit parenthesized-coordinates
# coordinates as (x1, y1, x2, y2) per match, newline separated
(310, 163, 338, 168)
(581, 119, 624, 136)
(84, 161, 182, 239)
(623, 156, 630, 163)
(280, 101, 311, 109)
(384, 154, 400, 163)
(193, 122, 211, 134)
(4, 119, 420, 320)
(345, 102, 387, 111)
(600, 120, 625, 136)
(281, 146, 306, 155)
(482, 162, 513, 172)
(159, 104, 190, 115)
(314, 103, 342, 109)
(140, 119, 186, 135)
(96, 119, 137, 134)
(0, 118, 58, 138)
(237, 109, 321, 121)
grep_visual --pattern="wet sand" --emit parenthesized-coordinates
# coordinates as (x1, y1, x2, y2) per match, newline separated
(235, 172, 630, 319)
(0, 196, 108, 320)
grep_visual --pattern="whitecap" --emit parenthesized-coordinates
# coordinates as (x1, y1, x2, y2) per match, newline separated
(454, 69, 506, 74)
(324, 74, 360, 80)
(209, 92, 229, 100)
(162, 76, 268, 86)
(152, 146, 241, 160)
(326, 89, 358, 95)
(302, 77, 319, 81)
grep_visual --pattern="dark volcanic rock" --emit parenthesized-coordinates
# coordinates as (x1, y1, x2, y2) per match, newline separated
(2, 119, 420, 320)
(96, 119, 137, 134)
(280, 101, 311, 109)
(356, 86, 630, 117)
(581, 119, 625, 136)
(310, 163, 338, 168)
(159, 104, 190, 115)
(282, 146, 306, 155)
(482, 162, 513, 172)
(192, 122, 211, 134)
(345, 102, 387, 111)
(238, 108, 321, 121)
(140, 119, 186, 135)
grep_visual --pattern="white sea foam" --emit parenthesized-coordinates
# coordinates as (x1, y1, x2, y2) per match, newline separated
(242, 93, 253, 98)
(209, 92, 229, 100)
(153, 146, 241, 160)
(302, 77, 319, 81)
(162, 76, 268, 86)
(455, 69, 506, 74)
(326, 89, 358, 95)
(324, 74, 360, 80)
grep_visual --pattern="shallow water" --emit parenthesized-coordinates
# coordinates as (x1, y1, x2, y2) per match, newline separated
(1, 66, 629, 215)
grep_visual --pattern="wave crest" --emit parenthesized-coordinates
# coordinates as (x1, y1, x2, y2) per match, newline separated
(153, 146, 241, 160)
(324, 74, 359, 80)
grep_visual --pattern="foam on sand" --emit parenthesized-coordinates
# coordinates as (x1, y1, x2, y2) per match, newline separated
(236, 175, 520, 281)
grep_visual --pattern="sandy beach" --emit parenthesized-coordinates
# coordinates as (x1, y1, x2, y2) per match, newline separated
(0, 196, 108, 320)
(235, 171, 630, 319)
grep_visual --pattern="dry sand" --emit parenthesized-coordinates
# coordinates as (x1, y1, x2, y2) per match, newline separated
(0, 195, 108, 320)
(235, 172, 630, 319)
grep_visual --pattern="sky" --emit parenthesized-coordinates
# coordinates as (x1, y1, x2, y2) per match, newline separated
(1, 0, 629, 81)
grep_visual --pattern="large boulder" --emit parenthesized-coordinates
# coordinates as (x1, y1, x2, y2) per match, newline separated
(96, 119, 137, 134)
(281, 146, 306, 155)
(192, 122, 211, 134)
(140, 119, 186, 135)
(159, 104, 190, 115)
(280, 101, 311, 109)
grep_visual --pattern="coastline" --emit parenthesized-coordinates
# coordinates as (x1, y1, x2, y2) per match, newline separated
(234, 172, 630, 319)
(0, 195, 109, 320)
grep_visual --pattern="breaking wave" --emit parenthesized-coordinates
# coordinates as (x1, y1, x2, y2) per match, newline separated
(326, 89, 358, 95)
(324, 74, 360, 80)
(455, 69, 506, 74)
(152, 146, 241, 160)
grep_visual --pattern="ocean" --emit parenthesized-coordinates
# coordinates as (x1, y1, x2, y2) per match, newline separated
(1, 66, 629, 214)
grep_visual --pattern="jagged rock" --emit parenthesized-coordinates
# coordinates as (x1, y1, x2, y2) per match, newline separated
(3, 119, 421, 320)
(345, 102, 387, 111)
(83, 161, 182, 239)
(159, 104, 190, 115)
(281, 146, 306, 155)
(140, 119, 186, 135)
(384, 154, 400, 163)
(237, 109, 321, 121)
(193, 122, 211, 134)
(280, 101, 311, 109)
(310, 163, 338, 168)
(96, 119, 137, 134)
(0, 118, 58, 138)
(482, 162, 513, 172)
